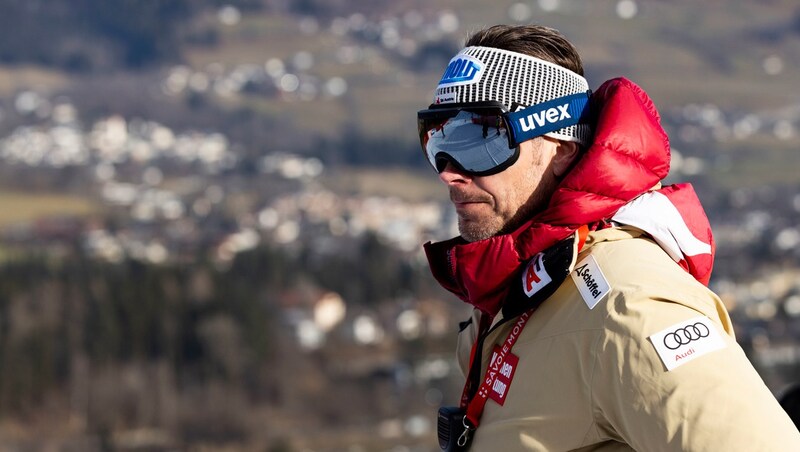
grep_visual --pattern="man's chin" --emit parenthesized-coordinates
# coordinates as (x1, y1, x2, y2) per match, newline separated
(458, 218, 502, 243)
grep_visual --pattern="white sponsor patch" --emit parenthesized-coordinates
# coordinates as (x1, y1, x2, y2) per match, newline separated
(434, 91, 456, 104)
(649, 316, 727, 371)
(522, 252, 552, 297)
(571, 255, 610, 309)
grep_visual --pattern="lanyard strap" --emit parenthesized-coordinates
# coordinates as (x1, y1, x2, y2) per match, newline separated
(459, 313, 491, 409)
(461, 309, 533, 428)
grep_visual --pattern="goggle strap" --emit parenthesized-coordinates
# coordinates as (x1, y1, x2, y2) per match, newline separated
(506, 92, 591, 146)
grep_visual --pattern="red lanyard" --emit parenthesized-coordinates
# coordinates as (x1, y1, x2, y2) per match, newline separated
(460, 309, 533, 429)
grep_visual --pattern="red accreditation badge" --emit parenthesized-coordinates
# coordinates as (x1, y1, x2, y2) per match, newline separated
(487, 345, 519, 406)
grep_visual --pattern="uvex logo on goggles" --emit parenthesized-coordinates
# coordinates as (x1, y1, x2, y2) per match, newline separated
(417, 91, 591, 176)
(507, 92, 590, 144)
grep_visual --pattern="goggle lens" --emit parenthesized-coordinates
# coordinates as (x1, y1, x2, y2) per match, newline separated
(418, 107, 517, 176)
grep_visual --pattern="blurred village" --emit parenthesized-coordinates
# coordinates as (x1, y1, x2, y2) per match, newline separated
(0, 1, 799, 451)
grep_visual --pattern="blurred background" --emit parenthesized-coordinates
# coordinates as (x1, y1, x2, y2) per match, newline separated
(0, 0, 798, 451)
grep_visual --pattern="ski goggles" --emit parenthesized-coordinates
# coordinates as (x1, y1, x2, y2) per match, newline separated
(417, 92, 590, 176)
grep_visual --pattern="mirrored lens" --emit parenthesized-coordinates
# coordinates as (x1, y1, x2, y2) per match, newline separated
(423, 110, 516, 175)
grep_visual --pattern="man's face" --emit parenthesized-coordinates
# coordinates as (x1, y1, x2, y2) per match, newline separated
(439, 137, 561, 242)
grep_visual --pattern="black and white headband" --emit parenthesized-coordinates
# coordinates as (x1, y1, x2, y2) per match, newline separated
(432, 46, 592, 145)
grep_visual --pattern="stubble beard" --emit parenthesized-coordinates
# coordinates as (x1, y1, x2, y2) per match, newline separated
(456, 171, 559, 243)
(458, 213, 504, 243)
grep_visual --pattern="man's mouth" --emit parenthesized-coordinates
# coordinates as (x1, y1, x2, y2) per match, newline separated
(450, 190, 490, 206)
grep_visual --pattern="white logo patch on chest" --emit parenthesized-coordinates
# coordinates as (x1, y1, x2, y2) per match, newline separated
(571, 255, 611, 309)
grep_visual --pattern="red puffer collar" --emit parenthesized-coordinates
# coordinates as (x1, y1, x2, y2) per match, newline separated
(424, 77, 701, 317)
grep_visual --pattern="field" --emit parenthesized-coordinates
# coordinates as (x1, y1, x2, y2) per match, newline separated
(321, 166, 448, 202)
(0, 191, 97, 228)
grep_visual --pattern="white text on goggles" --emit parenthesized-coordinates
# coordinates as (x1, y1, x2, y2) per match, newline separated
(417, 92, 590, 176)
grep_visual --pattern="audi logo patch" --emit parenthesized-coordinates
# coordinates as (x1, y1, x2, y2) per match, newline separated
(648, 316, 727, 371)
(663, 322, 710, 350)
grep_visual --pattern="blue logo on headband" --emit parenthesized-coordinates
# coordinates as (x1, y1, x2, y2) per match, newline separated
(438, 55, 483, 87)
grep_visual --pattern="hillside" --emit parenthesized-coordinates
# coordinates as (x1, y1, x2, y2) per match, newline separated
(0, 0, 798, 190)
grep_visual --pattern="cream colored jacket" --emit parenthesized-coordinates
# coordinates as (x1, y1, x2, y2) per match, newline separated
(456, 227, 800, 451)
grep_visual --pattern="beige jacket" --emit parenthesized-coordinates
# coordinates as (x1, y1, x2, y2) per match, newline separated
(456, 227, 800, 451)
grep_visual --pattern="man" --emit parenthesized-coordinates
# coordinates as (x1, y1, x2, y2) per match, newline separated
(417, 24, 800, 451)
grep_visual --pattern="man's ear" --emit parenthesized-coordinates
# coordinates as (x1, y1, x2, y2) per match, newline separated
(551, 140, 580, 177)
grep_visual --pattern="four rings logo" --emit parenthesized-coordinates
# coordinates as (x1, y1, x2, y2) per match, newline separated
(649, 316, 727, 371)
(662, 322, 710, 350)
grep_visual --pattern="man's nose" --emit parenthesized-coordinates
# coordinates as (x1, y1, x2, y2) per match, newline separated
(437, 160, 471, 185)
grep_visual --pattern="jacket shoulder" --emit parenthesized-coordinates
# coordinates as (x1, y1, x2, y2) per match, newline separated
(579, 230, 800, 450)
(577, 227, 729, 330)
